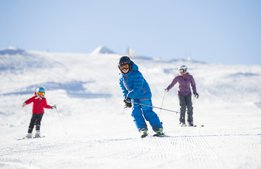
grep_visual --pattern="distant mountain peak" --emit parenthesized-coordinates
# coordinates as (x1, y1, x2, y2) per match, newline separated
(91, 46, 116, 54)
(0, 47, 26, 55)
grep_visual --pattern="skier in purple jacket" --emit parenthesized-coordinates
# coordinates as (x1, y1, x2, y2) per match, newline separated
(165, 65, 199, 127)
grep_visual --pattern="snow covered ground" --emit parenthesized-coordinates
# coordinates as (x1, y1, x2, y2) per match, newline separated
(0, 48, 261, 169)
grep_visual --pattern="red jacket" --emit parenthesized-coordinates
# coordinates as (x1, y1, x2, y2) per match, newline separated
(24, 95, 52, 114)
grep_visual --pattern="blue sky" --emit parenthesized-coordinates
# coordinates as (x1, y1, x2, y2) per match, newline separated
(0, 0, 261, 65)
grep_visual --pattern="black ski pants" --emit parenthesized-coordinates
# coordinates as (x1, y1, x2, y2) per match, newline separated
(178, 95, 193, 124)
(28, 114, 43, 133)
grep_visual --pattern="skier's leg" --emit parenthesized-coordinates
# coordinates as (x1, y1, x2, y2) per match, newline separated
(179, 95, 186, 124)
(35, 114, 43, 131)
(28, 114, 36, 133)
(141, 99, 163, 132)
(132, 100, 147, 131)
(186, 95, 194, 125)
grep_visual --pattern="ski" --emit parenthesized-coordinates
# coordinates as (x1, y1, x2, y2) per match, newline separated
(190, 124, 204, 127)
(180, 124, 205, 127)
(152, 133, 168, 137)
(141, 133, 148, 138)
(17, 136, 45, 140)
(140, 133, 168, 138)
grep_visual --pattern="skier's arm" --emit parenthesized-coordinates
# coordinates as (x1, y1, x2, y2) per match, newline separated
(190, 75, 197, 94)
(43, 99, 53, 109)
(119, 78, 128, 98)
(23, 96, 35, 106)
(166, 77, 178, 91)
(190, 75, 199, 98)
(127, 72, 143, 99)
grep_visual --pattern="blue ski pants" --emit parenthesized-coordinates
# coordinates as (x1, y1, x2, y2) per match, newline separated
(131, 99, 163, 131)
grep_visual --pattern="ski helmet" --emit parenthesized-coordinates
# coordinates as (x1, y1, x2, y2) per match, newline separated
(178, 65, 187, 73)
(36, 87, 45, 97)
(118, 56, 132, 74)
(118, 56, 131, 66)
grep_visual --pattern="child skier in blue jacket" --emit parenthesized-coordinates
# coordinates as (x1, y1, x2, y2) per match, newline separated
(118, 56, 164, 138)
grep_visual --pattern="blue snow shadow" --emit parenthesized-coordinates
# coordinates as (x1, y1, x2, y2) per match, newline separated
(2, 81, 112, 99)
(229, 72, 260, 77)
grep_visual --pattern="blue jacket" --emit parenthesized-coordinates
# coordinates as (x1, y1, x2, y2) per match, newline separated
(119, 61, 152, 100)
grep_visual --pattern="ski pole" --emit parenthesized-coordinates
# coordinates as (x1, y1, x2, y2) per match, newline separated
(54, 107, 69, 137)
(158, 90, 167, 116)
(134, 102, 179, 114)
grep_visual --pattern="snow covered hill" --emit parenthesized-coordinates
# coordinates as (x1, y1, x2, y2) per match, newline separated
(0, 49, 261, 169)
(0, 47, 60, 72)
(91, 46, 116, 55)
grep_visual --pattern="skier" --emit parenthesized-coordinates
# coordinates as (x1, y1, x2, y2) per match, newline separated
(165, 65, 199, 127)
(22, 87, 56, 138)
(118, 56, 164, 138)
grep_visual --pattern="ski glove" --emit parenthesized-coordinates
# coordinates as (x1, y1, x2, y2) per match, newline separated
(52, 105, 57, 109)
(124, 98, 132, 108)
(194, 93, 199, 99)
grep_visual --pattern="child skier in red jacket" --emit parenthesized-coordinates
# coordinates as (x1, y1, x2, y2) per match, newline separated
(22, 87, 56, 138)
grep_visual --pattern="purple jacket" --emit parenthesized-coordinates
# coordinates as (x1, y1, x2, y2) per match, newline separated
(166, 73, 197, 96)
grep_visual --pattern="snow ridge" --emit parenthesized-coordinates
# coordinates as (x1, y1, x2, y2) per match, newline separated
(0, 49, 261, 169)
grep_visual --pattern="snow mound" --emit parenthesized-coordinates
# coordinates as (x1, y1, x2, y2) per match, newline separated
(1, 49, 261, 169)
(0, 48, 58, 72)
(126, 48, 153, 60)
(169, 58, 206, 64)
(230, 72, 260, 77)
(0, 47, 26, 55)
(91, 46, 116, 54)
(1, 81, 112, 99)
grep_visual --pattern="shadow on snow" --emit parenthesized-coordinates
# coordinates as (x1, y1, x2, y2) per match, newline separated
(1, 81, 112, 99)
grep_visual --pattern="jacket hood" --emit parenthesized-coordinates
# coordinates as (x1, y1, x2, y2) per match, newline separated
(130, 61, 139, 71)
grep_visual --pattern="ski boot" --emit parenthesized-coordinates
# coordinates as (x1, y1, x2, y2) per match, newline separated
(188, 122, 194, 127)
(139, 128, 148, 138)
(153, 128, 165, 137)
(26, 133, 32, 139)
(179, 122, 187, 127)
(35, 130, 41, 138)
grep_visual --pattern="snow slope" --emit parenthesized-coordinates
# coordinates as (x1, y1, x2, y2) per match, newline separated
(0, 49, 261, 169)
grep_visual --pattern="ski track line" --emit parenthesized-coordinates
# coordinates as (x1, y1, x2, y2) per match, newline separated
(164, 133, 261, 138)
(74, 136, 226, 169)
(1, 132, 260, 169)
(0, 161, 41, 169)
(0, 139, 70, 157)
(165, 136, 224, 169)
(193, 128, 228, 169)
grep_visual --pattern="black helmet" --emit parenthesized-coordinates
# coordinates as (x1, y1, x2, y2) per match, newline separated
(119, 56, 131, 66)
(118, 56, 132, 74)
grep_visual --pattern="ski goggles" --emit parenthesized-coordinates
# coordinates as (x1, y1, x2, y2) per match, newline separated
(179, 69, 186, 73)
(119, 64, 129, 71)
(38, 92, 45, 97)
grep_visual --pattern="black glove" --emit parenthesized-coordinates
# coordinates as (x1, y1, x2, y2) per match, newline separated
(124, 98, 132, 108)
(194, 93, 199, 98)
